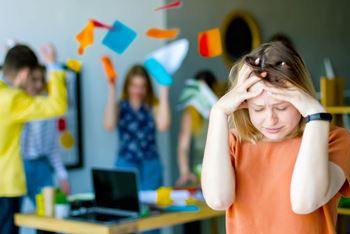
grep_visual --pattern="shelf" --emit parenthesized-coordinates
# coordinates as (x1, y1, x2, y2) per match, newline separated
(325, 106, 350, 114)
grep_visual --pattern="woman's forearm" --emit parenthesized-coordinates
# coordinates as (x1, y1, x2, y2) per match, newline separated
(201, 107, 235, 210)
(103, 87, 117, 131)
(291, 121, 345, 213)
(156, 86, 171, 131)
(177, 111, 192, 175)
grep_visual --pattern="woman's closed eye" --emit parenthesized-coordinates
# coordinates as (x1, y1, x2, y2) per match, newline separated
(253, 108, 264, 112)
(275, 106, 288, 111)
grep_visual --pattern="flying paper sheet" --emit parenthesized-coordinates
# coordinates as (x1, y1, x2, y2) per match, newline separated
(198, 28, 222, 57)
(76, 21, 95, 55)
(101, 56, 117, 84)
(146, 39, 189, 75)
(91, 19, 114, 30)
(102, 20, 137, 54)
(144, 58, 173, 86)
(66, 59, 82, 72)
(178, 79, 218, 119)
(146, 28, 179, 39)
(76, 20, 114, 55)
(154, 0, 183, 11)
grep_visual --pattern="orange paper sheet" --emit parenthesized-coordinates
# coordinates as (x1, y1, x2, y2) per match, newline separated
(146, 28, 179, 39)
(198, 28, 222, 57)
(76, 21, 95, 55)
(101, 56, 117, 84)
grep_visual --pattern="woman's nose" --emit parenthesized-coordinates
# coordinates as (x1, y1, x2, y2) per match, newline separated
(265, 110, 278, 126)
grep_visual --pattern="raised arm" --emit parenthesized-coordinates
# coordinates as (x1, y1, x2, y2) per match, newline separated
(202, 106, 234, 210)
(11, 45, 67, 122)
(202, 64, 263, 210)
(154, 86, 171, 132)
(265, 85, 347, 214)
(103, 82, 119, 132)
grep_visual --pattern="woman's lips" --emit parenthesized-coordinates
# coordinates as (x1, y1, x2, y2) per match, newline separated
(265, 127, 282, 133)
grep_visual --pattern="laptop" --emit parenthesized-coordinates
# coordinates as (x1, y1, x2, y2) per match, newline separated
(69, 168, 141, 224)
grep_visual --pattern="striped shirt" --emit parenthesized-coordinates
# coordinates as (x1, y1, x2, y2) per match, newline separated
(21, 118, 68, 180)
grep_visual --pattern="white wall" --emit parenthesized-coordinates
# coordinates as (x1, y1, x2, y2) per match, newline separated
(0, 0, 169, 194)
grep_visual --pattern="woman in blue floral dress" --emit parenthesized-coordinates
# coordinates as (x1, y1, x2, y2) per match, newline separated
(104, 65, 170, 190)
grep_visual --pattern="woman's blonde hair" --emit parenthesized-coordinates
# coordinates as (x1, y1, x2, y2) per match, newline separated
(228, 41, 316, 142)
(120, 64, 157, 107)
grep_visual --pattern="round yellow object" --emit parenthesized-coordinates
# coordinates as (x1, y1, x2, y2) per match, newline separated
(60, 131, 75, 149)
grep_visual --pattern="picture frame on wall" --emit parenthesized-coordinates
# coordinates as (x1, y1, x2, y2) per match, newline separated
(0, 64, 84, 169)
(60, 64, 83, 169)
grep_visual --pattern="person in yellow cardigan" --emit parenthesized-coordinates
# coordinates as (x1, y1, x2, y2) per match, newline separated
(0, 44, 67, 234)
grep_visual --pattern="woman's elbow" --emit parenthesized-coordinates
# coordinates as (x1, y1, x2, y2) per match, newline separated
(58, 106, 67, 116)
(55, 100, 67, 116)
(291, 199, 319, 214)
(203, 187, 235, 210)
(205, 196, 234, 211)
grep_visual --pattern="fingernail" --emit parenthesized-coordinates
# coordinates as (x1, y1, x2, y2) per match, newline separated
(261, 71, 267, 78)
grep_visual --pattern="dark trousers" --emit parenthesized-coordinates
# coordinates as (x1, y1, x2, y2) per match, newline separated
(0, 197, 21, 234)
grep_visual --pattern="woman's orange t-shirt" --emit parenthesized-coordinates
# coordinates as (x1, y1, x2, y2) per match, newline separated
(226, 127, 350, 234)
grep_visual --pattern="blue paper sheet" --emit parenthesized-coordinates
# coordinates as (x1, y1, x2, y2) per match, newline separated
(144, 58, 173, 86)
(102, 20, 137, 54)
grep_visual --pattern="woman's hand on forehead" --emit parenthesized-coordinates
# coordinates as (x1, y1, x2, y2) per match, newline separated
(264, 85, 325, 117)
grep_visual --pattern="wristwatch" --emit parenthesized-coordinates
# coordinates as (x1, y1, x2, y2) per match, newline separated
(305, 113, 332, 123)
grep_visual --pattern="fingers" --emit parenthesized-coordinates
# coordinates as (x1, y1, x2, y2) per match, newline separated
(237, 64, 252, 85)
(265, 88, 293, 103)
(41, 44, 57, 64)
(236, 87, 264, 110)
(245, 86, 264, 100)
(265, 85, 297, 97)
(242, 75, 262, 90)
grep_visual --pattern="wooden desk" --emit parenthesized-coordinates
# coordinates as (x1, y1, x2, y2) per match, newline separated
(15, 202, 225, 234)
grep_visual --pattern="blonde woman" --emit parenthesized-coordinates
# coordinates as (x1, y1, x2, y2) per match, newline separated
(202, 41, 350, 233)
(104, 65, 170, 191)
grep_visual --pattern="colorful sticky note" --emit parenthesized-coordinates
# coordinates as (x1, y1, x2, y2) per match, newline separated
(102, 20, 137, 54)
(91, 19, 114, 30)
(146, 28, 179, 39)
(144, 58, 173, 86)
(66, 59, 82, 72)
(60, 131, 75, 149)
(198, 28, 222, 57)
(101, 56, 117, 84)
(76, 21, 95, 55)
(146, 39, 189, 75)
(154, 0, 183, 11)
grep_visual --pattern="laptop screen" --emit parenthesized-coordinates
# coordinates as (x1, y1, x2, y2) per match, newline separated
(92, 168, 140, 213)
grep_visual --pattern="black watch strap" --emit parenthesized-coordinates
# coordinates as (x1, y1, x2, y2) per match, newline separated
(305, 113, 332, 123)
